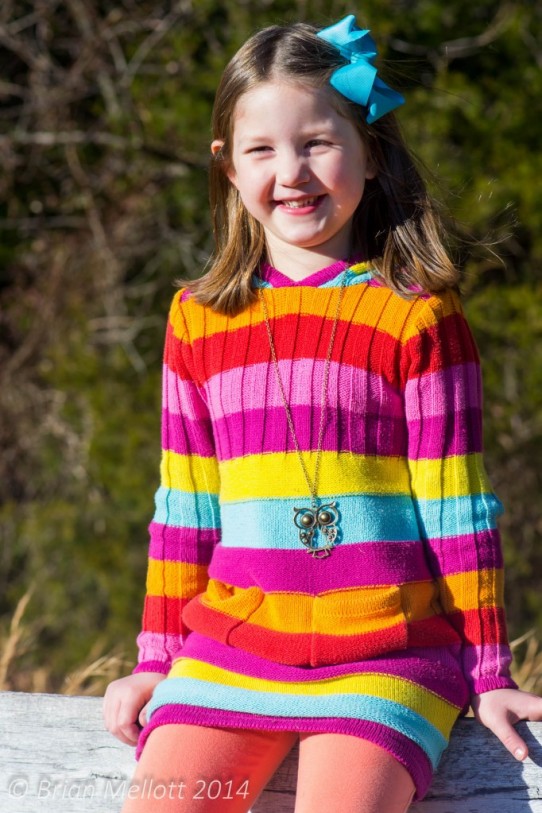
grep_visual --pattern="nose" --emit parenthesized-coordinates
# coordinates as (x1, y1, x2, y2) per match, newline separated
(276, 148, 310, 187)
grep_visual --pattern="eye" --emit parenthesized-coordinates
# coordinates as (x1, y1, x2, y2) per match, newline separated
(247, 145, 272, 153)
(306, 139, 331, 148)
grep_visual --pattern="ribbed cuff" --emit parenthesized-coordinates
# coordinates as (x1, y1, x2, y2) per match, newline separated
(469, 675, 518, 696)
(132, 660, 171, 676)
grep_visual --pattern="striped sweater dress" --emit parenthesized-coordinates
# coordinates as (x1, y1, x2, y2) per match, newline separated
(132, 258, 516, 799)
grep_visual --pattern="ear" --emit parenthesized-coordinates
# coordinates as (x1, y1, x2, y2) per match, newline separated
(211, 139, 238, 187)
(365, 156, 377, 181)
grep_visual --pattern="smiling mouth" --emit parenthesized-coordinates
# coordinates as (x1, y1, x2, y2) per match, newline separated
(278, 195, 324, 208)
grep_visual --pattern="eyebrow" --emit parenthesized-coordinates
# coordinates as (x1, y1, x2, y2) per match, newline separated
(238, 126, 338, 145)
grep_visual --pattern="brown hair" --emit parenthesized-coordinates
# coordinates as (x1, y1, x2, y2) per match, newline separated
(179, 21, 459, 316)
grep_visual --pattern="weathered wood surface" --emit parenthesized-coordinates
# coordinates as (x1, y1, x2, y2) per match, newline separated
(0, 692, 541, 812)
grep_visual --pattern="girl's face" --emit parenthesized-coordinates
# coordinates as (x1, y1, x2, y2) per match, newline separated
(212, 80, 375, 262)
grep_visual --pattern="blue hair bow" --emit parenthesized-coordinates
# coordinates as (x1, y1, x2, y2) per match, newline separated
(317, 14, 404, 124)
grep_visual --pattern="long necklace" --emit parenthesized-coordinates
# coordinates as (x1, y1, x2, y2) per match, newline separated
(258, 269, 348, 558)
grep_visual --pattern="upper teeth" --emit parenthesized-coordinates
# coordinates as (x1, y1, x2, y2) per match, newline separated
(283, 197, 318, 208)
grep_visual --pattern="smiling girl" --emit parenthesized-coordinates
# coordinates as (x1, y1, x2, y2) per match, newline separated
(104, 14, 542, 813)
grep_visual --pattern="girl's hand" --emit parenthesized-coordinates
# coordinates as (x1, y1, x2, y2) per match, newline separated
(103, 671, 166, 746)
(471, 688, 542, 761)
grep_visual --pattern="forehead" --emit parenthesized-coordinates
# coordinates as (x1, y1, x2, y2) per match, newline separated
(231, 80, 346, 133)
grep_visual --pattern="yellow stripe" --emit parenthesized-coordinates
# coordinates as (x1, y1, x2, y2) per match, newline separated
(437, 569, 504, 614)
(161, 450, 220, 493)
(219, 452, 410, 501)
(146, 559, 209, 599)
(168, 658, 459, 733)
(408, 454, 494, 500)
(174, 285, 461, 344)
(199, 580, 438, 635)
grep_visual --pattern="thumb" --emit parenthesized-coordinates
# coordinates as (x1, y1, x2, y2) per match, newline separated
(139, 701, 150, 728)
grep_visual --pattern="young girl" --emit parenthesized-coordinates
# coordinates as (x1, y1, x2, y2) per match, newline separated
(104, 14, 542, 812)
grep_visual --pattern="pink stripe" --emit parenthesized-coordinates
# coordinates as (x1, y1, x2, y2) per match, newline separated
(180, 633, 469, 708)
(211, 405, 406, 459)
(407, 409, 482, 458)
(423, 529, 503, 576)
(162, 408, 216, 456)
(137, 706, 433, 799)
(133, 630, 182, 665)
(148, 522, 219, 563)
(164, 364, 209, 420)
(405, 363, 481, 420)
(208, 541, 432, 592)
(205, 360, 402, 419)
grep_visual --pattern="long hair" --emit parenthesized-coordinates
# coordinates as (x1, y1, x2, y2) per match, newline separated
(179, 22, 459, 316)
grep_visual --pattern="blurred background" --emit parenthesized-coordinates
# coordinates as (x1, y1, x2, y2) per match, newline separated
(1, 0, 541, 697)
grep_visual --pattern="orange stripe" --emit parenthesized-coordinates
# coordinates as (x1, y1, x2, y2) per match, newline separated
(146, 559, 209, 599)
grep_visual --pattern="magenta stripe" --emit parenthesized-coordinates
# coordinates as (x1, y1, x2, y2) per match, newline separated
(137, 705, 433, 799)
(162, 409, 216, 456)
(180, 633, 469, 708)
(204, 360, 402, 418)
(407, 408, 482, 458)
(260, 257, 352, 288)
(405, 363, 481, 419)
(462, 644, 514, 684)
(211, 405, 406, 459)
(423, 529, 503, 576)
(208, 541, 432, 592)
(148, 523, 219, 563)
(163, 364, 209, 419)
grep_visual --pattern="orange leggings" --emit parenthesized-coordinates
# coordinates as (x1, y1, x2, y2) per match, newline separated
(121, 724, 415, 813)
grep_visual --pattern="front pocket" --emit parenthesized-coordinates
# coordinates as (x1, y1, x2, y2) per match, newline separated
(182, 579, 264, 645)
(310, 585, 408, 666)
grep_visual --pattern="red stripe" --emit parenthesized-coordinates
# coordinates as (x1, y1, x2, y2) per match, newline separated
(188, 316, 404, 385)
(182, 599, 409, 667)
(402, 313, 479, 382)
(142, 595, 188, 636)
(407, 616, 463, 648)
(445, 607, 509, 646)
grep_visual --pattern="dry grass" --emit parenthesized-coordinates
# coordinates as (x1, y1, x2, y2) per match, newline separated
(510, 629, 542, 695)
(62, 642, 129, 696)
(0, 585, 130, 695)
(0, 585, 38, 691)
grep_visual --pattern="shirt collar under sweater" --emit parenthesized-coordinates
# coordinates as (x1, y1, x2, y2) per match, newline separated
(252, 257, 374, 289)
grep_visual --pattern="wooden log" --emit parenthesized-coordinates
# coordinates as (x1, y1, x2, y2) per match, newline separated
(0, 691, 541, 812)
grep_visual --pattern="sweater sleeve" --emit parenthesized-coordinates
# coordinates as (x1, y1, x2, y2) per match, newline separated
(403, 289, 517, 696)
(132, 291, 221, 675)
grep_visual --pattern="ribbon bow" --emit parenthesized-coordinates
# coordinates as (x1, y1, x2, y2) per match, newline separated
(317, 14, 404, 124)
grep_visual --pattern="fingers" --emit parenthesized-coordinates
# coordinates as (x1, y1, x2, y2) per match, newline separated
(472, 688, 542, 762)
(103, 672, 166, 745)
(103, 682, 141, 746)
(491, 720, 528, 761)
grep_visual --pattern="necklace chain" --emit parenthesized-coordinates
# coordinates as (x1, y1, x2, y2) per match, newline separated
(257, 269, 348, 507)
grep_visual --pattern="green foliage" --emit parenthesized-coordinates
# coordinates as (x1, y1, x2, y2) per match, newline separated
(0, 0, 540, 690)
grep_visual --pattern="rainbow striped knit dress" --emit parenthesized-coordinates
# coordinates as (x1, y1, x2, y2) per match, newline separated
(133, 259, 516, 799)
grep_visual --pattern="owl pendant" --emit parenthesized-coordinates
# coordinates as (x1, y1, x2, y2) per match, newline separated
(293, 501, 339, 558)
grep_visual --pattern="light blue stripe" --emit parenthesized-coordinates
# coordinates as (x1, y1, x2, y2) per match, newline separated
(152, 486, 220, 529)
(148, 677, 445, 768)
(320, 270, 373, 288)
(413, 492, 502, 539)
(250, 270, 373, 289)
(219, 494, 420, 549)
(251, 275, 272, 289)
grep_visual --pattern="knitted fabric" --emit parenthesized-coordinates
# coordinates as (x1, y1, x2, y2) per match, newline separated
(132, 259, 516, 800)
